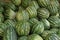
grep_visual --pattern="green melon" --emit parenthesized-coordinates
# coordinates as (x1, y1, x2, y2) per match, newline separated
(3, 26, 17, 40)
(29, 1, 39, 10)
(5, 8, 16, 19)
(11, 0, 21, 6)
(29, 18, 39, 26)
(47, 0, 59, 15)
(0, 5, 4, 13)
(31, 21, 44, 34)
(38, 8, 50, 19)
(0, 23, 7, 36)
(0, 13, 4, 22)
(45, 34, 60, 40)
(48, 16, 60, 27)
(16, 21, 30, 36)
(38, 0, 50, 7)
(18, 36, 27, 40)
(5, 2, 16, 11)
(16, 7, 29, 21)
(50, 28, 58, 34)
(42, 30, 58, 39)
(4, 19, 16, 28)
(41, 19, 50, 29)
(26, 6, 37, 18)
(21, 0, 31, 8)
(57, 29, 60, 37)
(28, 34, 43, 40)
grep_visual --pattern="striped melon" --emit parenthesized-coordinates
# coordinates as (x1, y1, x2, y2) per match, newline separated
(18, 36, 27, 40)
(5, 8, 16, 19)
(41, 19, 50, 29)
(28, 34, 43, 40)
(45, 34, 60, 40)
(26, 6, 37, 18)
(38, 8, 50, 19)
(16, 21, 30, 36)
(31, 21, 44, 34)
(48, 16, 60, 27)
(16, 7, 29, 21)
(3, 26, 17, 40)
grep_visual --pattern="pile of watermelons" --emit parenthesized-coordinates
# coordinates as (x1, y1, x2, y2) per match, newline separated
(0, 0, 60, 40)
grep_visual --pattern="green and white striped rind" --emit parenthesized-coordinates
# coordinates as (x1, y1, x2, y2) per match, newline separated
(41, 30, 58, 39)
(21, 0, 31, 8)
(3, 26, 17, 40)
(37, 0, 50, 7)
(4, 19, 16, 28)
(18, 36, 27, 40)
(5, 8, 16, 19)
(5, 2, 16, 11)
(26, 6, 37, 18)
(16, 21, 30, 36)
(38, 8, 50, 19)
(31, 21, 44, 34)
(50, 28, 58, 33)
(41, 19, 50, 29)
(45, 34, 60, 40)
(28, 34, 43, 40)
(48, 16, 60, 28)
(29, 1, 39, 10)
(47, 0, 59, 15)
(51, 0, 59, 8)
(16, 10, 29, 21)
(0, 23, 7, 36)
(11, 0, 21, 6)
(29, 18, 39, 26)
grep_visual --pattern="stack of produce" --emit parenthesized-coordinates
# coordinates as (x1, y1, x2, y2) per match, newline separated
(0, 0, 60, 40)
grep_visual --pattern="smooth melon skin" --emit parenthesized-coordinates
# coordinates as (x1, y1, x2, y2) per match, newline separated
(28, 34, 43, 40)
(16, 21, 30, 36)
